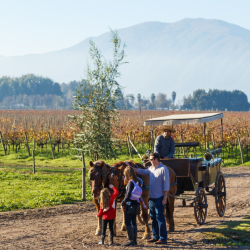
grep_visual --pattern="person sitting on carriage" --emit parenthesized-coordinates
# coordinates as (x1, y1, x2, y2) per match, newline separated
(154, 125, 175, 159)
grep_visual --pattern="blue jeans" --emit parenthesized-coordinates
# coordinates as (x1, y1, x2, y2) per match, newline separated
(149, 196, 167, 241)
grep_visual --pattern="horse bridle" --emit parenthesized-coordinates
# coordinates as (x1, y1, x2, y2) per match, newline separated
(89, 163, 103, 192)
(108, 165, 126, 200)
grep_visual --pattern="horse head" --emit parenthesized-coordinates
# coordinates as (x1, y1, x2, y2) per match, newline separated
(106, 161, 128, 202)
(89, 161, 107, 198)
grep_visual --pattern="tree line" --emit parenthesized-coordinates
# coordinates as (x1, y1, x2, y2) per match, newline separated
(123, 92, 177, 110)
(0, 74, 62, 102)
(0, 75, 249, 111)
(182, 89, 250, 111)
(0, 75, 126, 110)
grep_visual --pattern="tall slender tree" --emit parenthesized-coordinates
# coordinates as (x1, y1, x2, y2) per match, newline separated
(172, 91, 176, 106)
(72, 30, 127, 160)
(137, 93, 141, 114)
(151, 93, 156, 109)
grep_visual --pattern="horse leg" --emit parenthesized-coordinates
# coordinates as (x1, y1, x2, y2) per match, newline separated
(142, 192, 151, 239)
(167, 191, 176, 232)
(121, 204, 126, 231)
(142, 209, 151, 239)
(113, 202, 117, 236)
(168, 197, 175, 232)
(165, 198, 170, 225)
(93, 198, 102, 236)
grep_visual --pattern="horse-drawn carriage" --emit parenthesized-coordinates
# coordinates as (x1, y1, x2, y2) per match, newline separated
(143, 112, 226, 225)
(89, 112, 226, 238)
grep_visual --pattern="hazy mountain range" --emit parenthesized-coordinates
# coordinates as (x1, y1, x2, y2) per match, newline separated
(1, 18, 250, 101)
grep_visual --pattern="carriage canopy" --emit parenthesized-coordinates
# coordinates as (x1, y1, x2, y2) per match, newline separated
(144, 113, 223, 126)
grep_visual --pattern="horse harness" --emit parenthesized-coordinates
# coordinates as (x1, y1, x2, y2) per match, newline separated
(89, 163, 104, 191)
(108, 165, 126, 200)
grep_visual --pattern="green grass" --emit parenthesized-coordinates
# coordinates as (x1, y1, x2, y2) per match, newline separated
(0, 142, 145, 169)
(0, 169, 92, 212)
(0, 166, 81, 174)
(0, 143, 144, 212)
(0, 141, 249, 213)
(203, 216, 250, 246)
(0, 147, 83, 168)
(1, 139, 250, 168)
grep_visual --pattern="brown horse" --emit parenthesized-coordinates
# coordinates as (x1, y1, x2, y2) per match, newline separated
(106, 161, 151, 239)
(88, 160, 111, 236)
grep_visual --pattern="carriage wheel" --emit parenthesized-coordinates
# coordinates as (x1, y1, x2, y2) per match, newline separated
(215, 171, 226, 217)
(194, 187, 207, 225)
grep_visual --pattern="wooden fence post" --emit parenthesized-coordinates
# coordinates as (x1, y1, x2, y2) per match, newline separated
(234, 138, 237, 158)
(128, 138, 142, 160)
(48, 132, 55, 159)
(24, 132, 31, 156)
(142, 126, 145, 152)
(212, 133, 215, 150)
(126, 133, 133, 159)
(237, 134, 244, 164)
(82, 151, 86, 201)
(0, 131, 6, 155)
(32, 150, 35, 174)
(181, 132, 185, 155)
(151, 128, 154, 151)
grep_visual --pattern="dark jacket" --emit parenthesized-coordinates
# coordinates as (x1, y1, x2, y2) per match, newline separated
(154, 135, 175, 158)
(121, 181, 135, 207)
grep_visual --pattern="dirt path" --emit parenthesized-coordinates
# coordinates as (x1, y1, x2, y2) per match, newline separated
(0, 166, 250, 249)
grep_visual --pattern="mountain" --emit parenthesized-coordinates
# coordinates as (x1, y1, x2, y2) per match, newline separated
(1, 18, 250, 101)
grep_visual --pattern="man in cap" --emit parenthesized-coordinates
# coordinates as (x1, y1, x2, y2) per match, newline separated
(154, 126, 175, 159)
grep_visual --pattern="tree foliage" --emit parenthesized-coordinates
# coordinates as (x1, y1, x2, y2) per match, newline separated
(155, 93, 171, 109)
(182, 89, 250, 111)
(0, 74, 62, 102)
(172, 91, 176, 105)
(72, 30, 127, 160)
(151, 93, 156, 109)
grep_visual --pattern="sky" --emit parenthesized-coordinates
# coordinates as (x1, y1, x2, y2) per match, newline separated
(1, 0, 250, 56)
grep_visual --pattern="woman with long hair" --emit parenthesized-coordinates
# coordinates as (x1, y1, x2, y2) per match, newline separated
(121, 166, 142, 246)
(96, 184, 118, 245)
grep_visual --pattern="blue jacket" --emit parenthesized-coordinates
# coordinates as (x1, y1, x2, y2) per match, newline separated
(154, 135, 175, 158)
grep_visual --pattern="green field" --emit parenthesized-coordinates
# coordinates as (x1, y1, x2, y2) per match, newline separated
(0, 142, 142, 212)
(0, 141, 143, 170)
(0, 169, 92, 212)
(0, 141, 249, 213)
(0, 140, 248, 169)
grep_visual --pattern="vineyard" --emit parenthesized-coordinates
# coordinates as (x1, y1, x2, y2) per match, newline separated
(0, 110, 250, 167)
(0, 109, 250, 212)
